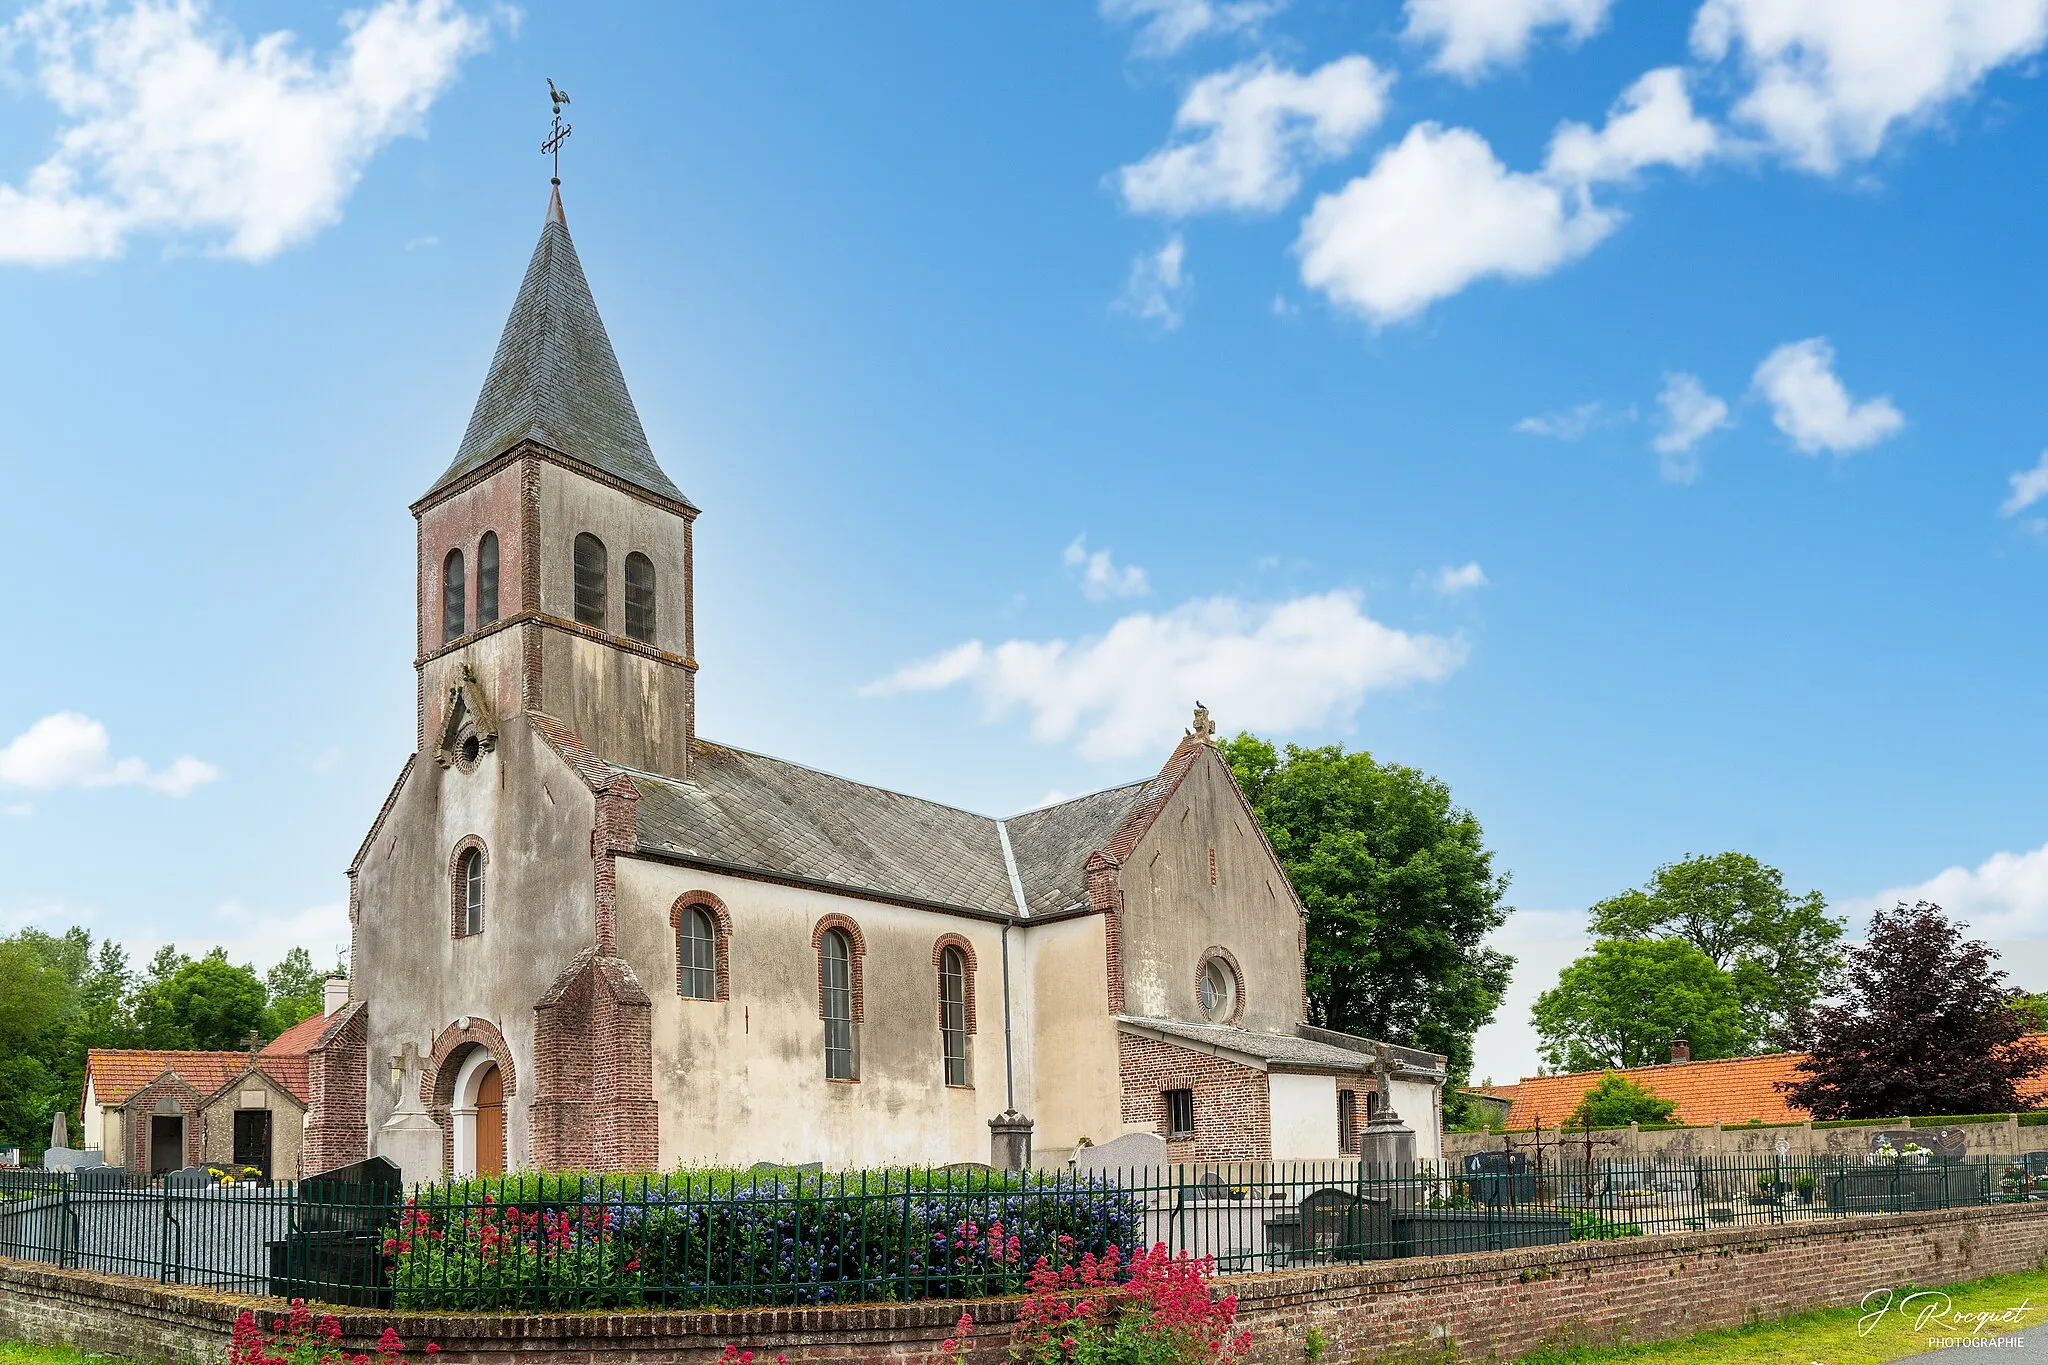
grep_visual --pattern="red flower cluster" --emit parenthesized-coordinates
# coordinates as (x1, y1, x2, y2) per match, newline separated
(1012, 1243, 1251, 1365)
(716, 1345, 789, 1365)
(948, 1218, 1023, 1267)
(229, 1303, 441, 1365)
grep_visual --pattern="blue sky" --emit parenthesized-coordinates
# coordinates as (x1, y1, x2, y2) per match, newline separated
(4, 0, 2048, 1085)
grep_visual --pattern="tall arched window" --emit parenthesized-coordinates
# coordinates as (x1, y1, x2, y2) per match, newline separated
(442, 549, 465, 643)
(624, 552, 656, 643)
(678, 906, 717, 1000)
(573, 533, 607, 628)
(476, 532, 500, 628)
(821, 929, 856, 1080)
(458, 847, 484, 936)
(939, 946, 969, 1086)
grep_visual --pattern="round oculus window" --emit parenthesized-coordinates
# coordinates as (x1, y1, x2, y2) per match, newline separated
(1198, 958, 1236, 1021)
(461, 735, 482, 766)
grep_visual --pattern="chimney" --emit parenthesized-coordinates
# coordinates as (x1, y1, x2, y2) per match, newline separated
(324, 976, 350, 1017)
(1670, 1037, 1690, 1064)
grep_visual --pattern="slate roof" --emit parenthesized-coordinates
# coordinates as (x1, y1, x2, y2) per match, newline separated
(625, 739, 1178, 919)
(1119, 1016, 1446, 1075)
(630, 742, 1017, 916)
(1004, 781, 1154, 916)
(428, 187, 688, 507)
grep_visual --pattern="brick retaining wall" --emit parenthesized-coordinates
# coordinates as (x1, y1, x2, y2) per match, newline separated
(8, 1203, 2048, 1365)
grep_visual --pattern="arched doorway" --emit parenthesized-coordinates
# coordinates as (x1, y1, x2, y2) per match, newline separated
(476, 1065, 505, 1175)
(450, 1048, 507, 1176)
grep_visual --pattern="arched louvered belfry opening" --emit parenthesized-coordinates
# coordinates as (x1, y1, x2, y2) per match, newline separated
(574, 533, 607, 628)
(442, 549, 465, 643)
(624, 552, 656, 643)
(476, 532, 500, 627)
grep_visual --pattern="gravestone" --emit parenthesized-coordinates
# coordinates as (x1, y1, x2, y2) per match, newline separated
(164, 1166, 214, 1189)
(376, 1042, 441, 1186)
(1461, 1151, 1534, 1206)
(271, 1156, 403, 1308)
(1870, 1128, 1966, 1162)
(41, 1146, 102, 1173)
(1070, 1130, 1166, 1176)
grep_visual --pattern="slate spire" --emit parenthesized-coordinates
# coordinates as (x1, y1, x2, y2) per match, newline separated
(429, 186, 688, 506)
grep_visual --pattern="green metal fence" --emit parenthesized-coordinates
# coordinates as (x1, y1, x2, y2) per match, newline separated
(0, 1156, 2032, 1310)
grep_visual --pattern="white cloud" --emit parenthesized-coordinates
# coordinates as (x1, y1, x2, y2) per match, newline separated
(1515, 399, 1632, 440)
(1692, 0, 2048, 175)
(1295, 71, 1715, 324)
(1433, 562, 1491, 595)
(1064, 536, 1152, 601)
(125, 900, 351, 974)
(863, 590, 1466, 761)
(2001, 451, 2048, 517)
(1545, 68, 1720, 185)
(0, 0, 488, 266)
(1116, 233, 1192, 328)
(1296, 124, 1616, 325)
(1099, 0, 1281, 57)
(0, 712, 219, 796)
(1118, 56, 1392, 215)
(1848, 842, 2048, 938)
(1650, 371, 1732, 482)
(1405, 0, 1616, 78)
(1752, 337, 1904, 454)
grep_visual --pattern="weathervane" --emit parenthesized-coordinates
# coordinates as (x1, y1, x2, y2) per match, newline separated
(542, 78, 573, 185)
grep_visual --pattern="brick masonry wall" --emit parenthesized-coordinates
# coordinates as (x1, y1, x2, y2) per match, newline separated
(1119, 1034, 1272, 1162)
(9, 1204, 2048, 1365)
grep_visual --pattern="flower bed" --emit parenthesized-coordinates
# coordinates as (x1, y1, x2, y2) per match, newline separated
(387, 1168, 1143, 1311)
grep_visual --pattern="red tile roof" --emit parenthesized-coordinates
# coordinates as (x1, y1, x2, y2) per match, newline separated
(84, 1014, 333, 1112)
(1500, 1053, 1809, 1129)
(85, 1051, 256, 1107)
(262, 1011, 330, 1058)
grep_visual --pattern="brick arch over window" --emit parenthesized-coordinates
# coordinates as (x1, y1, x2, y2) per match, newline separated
(930, 933, 979, 1034)
(421, 1017, 516, 1176)
(668, 892, 732, 1001)
(450, 836, 488, 938)
(811, 914, 866, 1022)
(122, 1073, 205, 1174)
(1197, 945, 1247, 1026)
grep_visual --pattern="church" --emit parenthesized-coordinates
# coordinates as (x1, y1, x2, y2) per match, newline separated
(299, 183, 1448, 1181)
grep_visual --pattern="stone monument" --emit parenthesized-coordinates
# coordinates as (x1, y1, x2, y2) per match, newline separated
(1358, 1043, 1417, 1207)
(377, 1041, 443, 1184)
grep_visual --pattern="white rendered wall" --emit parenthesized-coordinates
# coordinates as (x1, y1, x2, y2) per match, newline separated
(1269, 1072, 1340, 1159)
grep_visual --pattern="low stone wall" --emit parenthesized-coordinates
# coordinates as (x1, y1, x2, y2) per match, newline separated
(1445, 1115, 2048, 1166)
(7, 1203, 2048, 1365)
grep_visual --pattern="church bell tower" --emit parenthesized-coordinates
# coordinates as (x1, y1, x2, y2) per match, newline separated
(409, 185, 698, 778)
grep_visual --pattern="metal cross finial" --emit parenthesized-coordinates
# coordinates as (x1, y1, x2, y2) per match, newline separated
(542, 78, 573, 185)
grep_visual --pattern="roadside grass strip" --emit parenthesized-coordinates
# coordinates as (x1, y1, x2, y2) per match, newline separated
(1517, 1267, 2048, 1365)
(0, 1343, 135, 1365)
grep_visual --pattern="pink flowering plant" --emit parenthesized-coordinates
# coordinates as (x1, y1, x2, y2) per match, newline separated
(388, 1184, 645, 1310)
(229, 1301, 441, 1365)
(1009, 1242, 1252, 1365)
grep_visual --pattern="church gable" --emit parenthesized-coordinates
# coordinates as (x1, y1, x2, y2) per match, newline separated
(1110, 741, 1305, 1034)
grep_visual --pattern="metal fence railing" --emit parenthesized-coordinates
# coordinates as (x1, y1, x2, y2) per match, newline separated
(0, 1156, 2033, 1311)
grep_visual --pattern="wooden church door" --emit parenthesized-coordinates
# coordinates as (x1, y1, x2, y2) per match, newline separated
(476, 1065, 506, 1175)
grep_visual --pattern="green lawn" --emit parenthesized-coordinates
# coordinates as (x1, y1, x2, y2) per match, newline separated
(1516, 1265, 2048, 1365)
(0, 1343, 136, 1365)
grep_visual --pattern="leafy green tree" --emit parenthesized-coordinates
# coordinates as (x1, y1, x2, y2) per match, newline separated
(1532, 938, 1748, 1074)
(2010, 993, 2048, 1033)
(135, 949, 267, 1051)
(1566, 1071, 1679, 1128)
(262, 947, 332, 1037)
(0, 933, 76, 1152)
(1223, 733, 1513, 1100)
(1783, 901, 2048, 1119)
(1589, 852, 1844, 1048)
